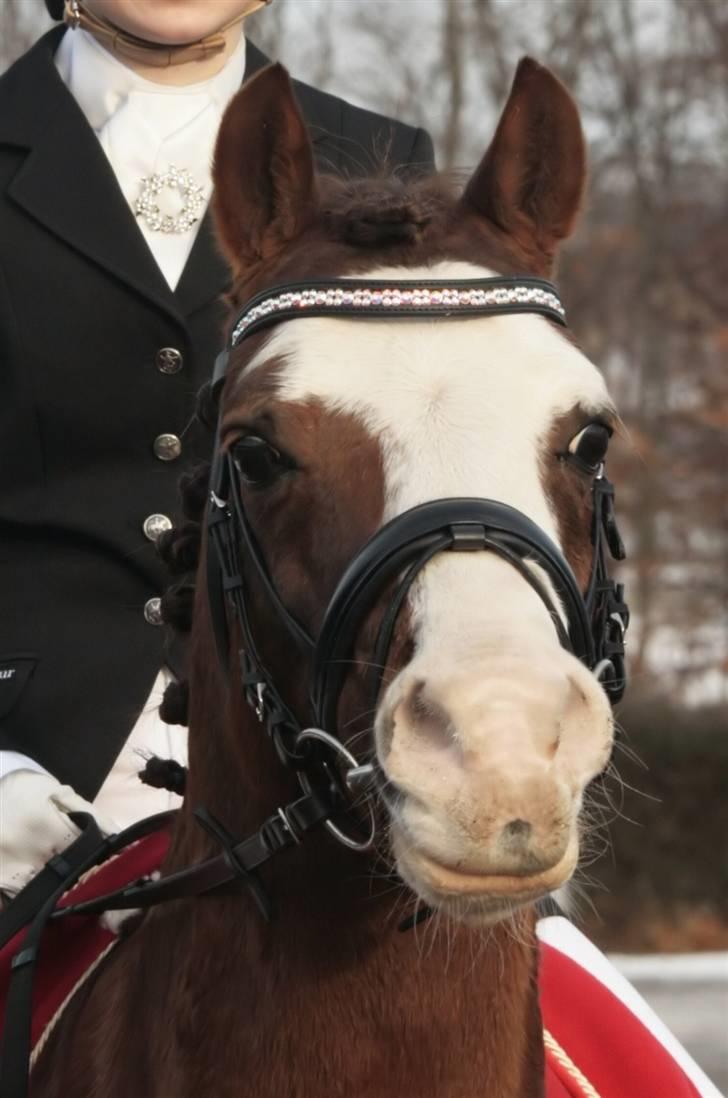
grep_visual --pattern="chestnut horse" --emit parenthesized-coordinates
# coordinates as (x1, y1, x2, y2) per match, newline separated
(32, 59, 622, 1098)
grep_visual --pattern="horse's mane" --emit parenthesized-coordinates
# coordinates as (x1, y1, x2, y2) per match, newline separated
(155, 388, 215, 726)
(317, 174, 451, 247)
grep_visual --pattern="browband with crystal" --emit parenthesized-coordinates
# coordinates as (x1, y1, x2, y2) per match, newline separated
(212, 276, 566, 398)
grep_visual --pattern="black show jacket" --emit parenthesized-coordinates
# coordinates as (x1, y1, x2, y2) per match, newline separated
(0, 28, 434, 799)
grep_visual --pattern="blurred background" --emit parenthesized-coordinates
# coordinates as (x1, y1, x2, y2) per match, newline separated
(2, 0, 726, 1086)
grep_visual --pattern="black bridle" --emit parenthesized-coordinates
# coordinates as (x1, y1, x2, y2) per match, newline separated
(205, 275, 630, 844)
(0, 276, 630, 1098)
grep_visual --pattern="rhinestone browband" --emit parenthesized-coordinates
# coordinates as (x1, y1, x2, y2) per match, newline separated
(211, 277, 567, 398)
(229, 277, 566, 348)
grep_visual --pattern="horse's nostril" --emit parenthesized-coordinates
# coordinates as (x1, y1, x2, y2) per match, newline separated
(404, 680, 454, 751)
(503, 818, 532, 840)
(407, 680, 429, 720)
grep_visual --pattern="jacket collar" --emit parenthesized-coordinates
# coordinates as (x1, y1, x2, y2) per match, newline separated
(0, 31, 335, 326)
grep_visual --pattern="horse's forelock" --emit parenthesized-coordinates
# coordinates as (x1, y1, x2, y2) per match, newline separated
(319, 175, 448, 248)
(226, 172, 550, 317)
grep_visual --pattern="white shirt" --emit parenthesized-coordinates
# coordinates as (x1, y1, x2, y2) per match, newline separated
(0, 27, 248, 826)
(55, 26, 247, 288)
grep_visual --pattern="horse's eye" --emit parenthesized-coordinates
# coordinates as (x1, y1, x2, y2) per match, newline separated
(567, 423, 611, 472)
(231, 436, 292, 488)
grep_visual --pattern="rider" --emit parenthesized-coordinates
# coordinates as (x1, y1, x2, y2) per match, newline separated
(0, 0, 434, 900)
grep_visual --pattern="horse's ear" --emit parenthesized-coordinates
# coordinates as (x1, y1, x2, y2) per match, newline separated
(213, 63, 317, 274)
(462, 58, 586, 261)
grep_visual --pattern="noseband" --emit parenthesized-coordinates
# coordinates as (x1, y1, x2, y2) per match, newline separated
(206, 275, 630, 850)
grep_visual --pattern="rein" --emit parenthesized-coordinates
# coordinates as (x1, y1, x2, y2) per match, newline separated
(0, 275, 629, 1098)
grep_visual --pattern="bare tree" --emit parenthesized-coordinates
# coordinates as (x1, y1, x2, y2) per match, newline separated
(0, 0, 51, 72)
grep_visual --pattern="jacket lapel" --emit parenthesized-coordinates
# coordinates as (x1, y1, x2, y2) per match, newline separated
(2, 28, 184, 328)
(2, 30, 343, 325)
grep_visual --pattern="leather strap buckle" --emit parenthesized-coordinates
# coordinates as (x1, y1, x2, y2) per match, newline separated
(193, 807, 272, 921)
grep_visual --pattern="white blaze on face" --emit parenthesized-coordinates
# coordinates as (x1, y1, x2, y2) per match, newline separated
(246, 261, 615, 917)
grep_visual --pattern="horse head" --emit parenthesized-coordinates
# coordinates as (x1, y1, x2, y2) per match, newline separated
(203, 58, 623, 927)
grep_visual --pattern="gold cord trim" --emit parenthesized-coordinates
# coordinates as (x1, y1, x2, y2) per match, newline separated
(30, 939, 120, 1071)
(28, 838, 154, 1070)
(543, 1027, 602, 1098)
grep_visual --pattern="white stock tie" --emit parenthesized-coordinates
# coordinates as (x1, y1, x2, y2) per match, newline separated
(98, 89, 218, 287)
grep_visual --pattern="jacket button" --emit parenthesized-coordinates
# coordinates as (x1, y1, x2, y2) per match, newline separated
(156, 347, 183, 374)
(143, 514, 173, 542)
(144, 597, 163, 626)
(153, 433, 182, 462)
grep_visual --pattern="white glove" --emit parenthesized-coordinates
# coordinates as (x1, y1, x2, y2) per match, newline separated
(0, 770, 117, 897)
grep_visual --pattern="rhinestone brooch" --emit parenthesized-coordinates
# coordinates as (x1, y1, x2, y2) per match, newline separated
(135, 166, 205, 234)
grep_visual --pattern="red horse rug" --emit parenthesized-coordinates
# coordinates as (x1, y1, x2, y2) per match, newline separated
(0, 835, 718, 1097)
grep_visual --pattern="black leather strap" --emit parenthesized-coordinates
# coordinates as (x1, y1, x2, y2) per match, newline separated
(585, 473, 629, 702)
(311, 499, 593, 730)
(227, 456, 314, 653)
(0, 814, 104, 951)
(52, 792, 329, 920)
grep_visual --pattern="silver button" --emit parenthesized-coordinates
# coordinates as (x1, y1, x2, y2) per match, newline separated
(144, 597, 163, 626)
(143, 514, 173, 542)
(153, 433, 182, 462)
(156, 347, 183, 375)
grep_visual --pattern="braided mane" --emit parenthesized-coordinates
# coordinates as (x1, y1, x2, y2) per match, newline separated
(154, 384, 217, 727)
